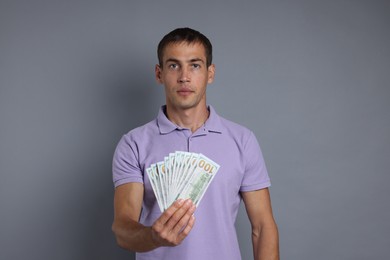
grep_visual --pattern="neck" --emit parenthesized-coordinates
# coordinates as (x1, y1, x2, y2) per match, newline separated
(166, 105, 209, 133)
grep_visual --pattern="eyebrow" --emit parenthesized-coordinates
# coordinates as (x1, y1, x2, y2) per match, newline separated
(165, 58, 205, 64)
(189, 58, 205, 64)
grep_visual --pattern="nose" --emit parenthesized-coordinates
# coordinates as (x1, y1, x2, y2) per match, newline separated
(178, 67, 190, 83)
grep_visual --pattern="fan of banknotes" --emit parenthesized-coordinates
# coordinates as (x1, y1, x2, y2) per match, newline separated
(146, 151, 220, 212)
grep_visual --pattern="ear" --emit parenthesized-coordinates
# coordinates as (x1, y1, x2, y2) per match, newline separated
(207, 64, 215, 84)
(155, 64, 163, 84)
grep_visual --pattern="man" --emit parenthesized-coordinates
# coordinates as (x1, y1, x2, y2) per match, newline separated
(112, 27, 279, 260)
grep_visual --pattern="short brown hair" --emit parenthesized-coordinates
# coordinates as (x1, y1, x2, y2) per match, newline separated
(157, 27, 213, 67)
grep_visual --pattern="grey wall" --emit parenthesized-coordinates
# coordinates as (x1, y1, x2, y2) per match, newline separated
(1, 1, 389, 259)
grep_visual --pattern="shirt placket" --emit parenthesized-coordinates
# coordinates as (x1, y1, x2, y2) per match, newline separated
(187, 127, 208, 152)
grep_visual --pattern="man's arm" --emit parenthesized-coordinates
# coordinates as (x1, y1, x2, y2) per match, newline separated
(241, 188, 279, 260)
(112, 182, 196, 252)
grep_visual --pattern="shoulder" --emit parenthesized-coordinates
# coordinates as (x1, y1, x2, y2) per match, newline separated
(114, 119, 158, 161)
(218, 115, 255, 145)
(116, 119, 158, 150)
(123, 119, 158, 140)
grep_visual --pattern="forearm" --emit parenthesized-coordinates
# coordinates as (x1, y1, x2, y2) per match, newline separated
(252, 221, 279, 260)
(112, 219, 157, 252)
(112, 198, 196, 253)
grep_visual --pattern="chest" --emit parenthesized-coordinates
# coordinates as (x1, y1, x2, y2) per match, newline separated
(139, 132, 246, 203)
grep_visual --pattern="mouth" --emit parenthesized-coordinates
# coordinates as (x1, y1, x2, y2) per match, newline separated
(177, 87, 194, 96)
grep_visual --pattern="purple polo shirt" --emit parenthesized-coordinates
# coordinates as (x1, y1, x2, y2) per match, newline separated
(113, 105, 271, 260)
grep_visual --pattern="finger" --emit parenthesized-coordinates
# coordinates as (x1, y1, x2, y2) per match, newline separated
(164, 199, 193, 231)
(154, 199, 184, 230)
(172, 203, 196, 234)
(177, 215, 196, 242)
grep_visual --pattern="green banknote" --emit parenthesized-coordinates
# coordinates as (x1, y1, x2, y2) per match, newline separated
(146, 152, 220, 212)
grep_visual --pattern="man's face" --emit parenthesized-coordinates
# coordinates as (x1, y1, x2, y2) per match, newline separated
(155, 42, 215, 112)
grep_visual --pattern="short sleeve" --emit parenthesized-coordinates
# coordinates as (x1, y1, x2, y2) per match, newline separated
(240, 131, 271, 192)
(112, 134, 144, 187)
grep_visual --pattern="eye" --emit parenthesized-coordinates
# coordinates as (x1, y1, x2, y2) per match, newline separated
(191, 64, 201, 69)
(168, 63, 179, 70)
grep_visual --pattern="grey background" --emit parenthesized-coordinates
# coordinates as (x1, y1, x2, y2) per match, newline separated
(1, 0, 389, 259)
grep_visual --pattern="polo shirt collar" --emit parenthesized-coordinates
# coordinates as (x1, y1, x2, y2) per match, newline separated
(157, 105, 224, 135)
(204, 105, 223, 134)
(157, 106, 177, 134)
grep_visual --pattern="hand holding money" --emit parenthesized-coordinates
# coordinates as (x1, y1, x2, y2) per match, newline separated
(151, 199, 196, 247)
(147, 151, 220, 212)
